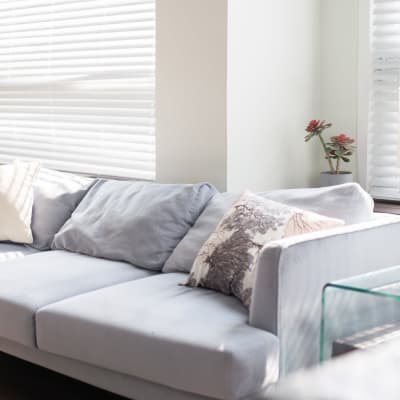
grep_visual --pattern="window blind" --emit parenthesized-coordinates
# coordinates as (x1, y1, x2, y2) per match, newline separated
(369, 0, 400, 199)
(0, 0, 156, 180)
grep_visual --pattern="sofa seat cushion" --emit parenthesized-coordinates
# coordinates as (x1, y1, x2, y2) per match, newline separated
(0, 251, 155, 347)
(0, 242, 39, 262)
(36, 273, 279, 400)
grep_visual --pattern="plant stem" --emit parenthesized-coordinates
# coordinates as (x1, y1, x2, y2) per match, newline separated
(335, 158, 340, 175)
(318, 133, 335, 173)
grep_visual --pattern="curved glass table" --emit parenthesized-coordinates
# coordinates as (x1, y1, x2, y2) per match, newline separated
(320, 265, 400, 362)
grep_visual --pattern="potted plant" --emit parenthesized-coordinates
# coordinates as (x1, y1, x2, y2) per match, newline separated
(305, 120, 356, 186)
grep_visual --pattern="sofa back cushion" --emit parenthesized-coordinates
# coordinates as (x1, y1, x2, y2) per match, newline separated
(259, 183, 374, 224)
(53, 180, 217, 271)
(163, 183, 374, 273)
(31, 168, 94, 250)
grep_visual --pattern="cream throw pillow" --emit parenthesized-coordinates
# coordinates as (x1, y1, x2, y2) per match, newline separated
(0, 161, 41, 244)
(186, 191, 345, 308)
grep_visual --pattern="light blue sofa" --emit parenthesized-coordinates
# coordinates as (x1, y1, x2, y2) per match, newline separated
(0, 187, 399, 400)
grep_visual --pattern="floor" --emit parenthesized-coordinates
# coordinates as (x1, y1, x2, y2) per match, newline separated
(374, 201, 400, 215)
(0, 352, 126, 400)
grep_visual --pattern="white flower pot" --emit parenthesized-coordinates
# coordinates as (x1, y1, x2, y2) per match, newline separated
(319, 171, 353, 187)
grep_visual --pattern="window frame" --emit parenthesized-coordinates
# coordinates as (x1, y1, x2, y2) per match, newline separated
(357, 0, 372, 191)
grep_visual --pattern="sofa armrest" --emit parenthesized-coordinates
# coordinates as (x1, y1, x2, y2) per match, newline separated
(249, 215, 400, 376)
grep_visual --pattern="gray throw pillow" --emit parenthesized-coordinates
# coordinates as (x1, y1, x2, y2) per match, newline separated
(31, 168, 94, 250)
(162, 183, 374, 273)
(52, 180, 217, 271)
(163, 192, 238, 273)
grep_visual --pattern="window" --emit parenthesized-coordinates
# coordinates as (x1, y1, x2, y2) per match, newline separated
(0, 0, 156, 180)
(368, 0, 400, 199)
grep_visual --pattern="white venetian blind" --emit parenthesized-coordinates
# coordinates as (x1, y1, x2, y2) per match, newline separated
(369, 0, 400, 199)
(0, 0, 156, 180)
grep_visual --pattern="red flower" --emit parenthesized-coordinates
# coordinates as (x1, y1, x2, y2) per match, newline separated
(331, 134, 355, 145)
(305, 119, 332, 133)
(306, 119, 322, 132)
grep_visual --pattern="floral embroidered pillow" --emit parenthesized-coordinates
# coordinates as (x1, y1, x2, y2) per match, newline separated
(185, 191, 344, 308)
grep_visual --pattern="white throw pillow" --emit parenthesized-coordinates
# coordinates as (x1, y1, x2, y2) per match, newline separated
(0, 161, 41, 244)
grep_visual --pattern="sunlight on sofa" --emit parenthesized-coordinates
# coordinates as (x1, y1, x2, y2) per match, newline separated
(0, 252, 25, 262)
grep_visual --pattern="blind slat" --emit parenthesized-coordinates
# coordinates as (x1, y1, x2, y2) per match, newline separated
(0, 135, 155, 154)
(0, 126, 155, 145)
(0, 0, 154, 13)
(0, 24, 154, 41)
(1, 8, 155, 29)
(0, 61, 155, 73)
(0, 154, 155, 181)
(0, 141, 155, 162)
(0, 147, 155, 171)
(0, 2, 154, 20)
(0, 120, 154, 135)
(0, 34, 154, 49)
(0, 106, 154, 118)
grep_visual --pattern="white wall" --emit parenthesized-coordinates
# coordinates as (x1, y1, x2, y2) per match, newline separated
(156, 0, 228, 190)
(227, 0, 322, 192)
(157, 0, 322, 191)
(320, 0, 359, 179)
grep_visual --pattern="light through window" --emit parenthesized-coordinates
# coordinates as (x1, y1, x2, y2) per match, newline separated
(0, 0, 156, 180)
(369, 0, 400, 199)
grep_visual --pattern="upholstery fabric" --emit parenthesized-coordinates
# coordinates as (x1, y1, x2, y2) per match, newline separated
(37, 273, 279, 400)
(249, 215, 400, 375)
(163, 193, 237, 273)
(163, 183, 373, 274)
(0, 337, 225, 400)
(0, 161, 40, 244)
(260, 183, 374, 225)
(186, 192, 343, 307)
(31, 168, 94, 250)
(0, 251, 154, 347)
(53, 180, 217, 271)
(0, 242, 39, 262)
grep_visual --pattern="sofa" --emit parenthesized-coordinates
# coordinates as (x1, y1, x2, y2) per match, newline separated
(0, 170, 400, 400)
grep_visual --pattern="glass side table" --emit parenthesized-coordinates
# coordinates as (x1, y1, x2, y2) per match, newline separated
(320, 265, 400, 362)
